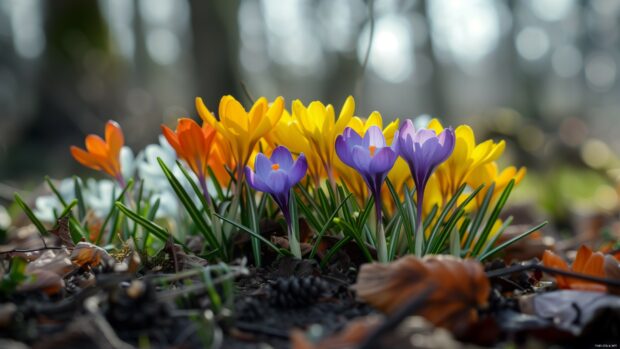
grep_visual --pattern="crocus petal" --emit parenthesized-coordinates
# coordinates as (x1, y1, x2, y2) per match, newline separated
(369, 148, 397, 174)
(287, 154, 308, 186)
(413, 129, 438, 145)
(351, 146, 372, 173)
(105, 121, 124, 157)
(336, 135, 356, 168)
(254, 153, 273, 179)
(343, 127, 363, 147)
(399, 119, 416, 138)
(245, 167, 271, 193)
(71, 146, 102, 171)
(266, 170, 290, 195)
(362, 125, 386, 148)
(85, 135, 108, 157)
(270, 146, 294, 170)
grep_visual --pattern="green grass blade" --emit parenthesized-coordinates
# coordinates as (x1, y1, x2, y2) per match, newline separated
(245, 184, 262, 267)
(14, 193, 47, 235)
(479, 221, 547, 261)
(158, 158, 221, 257)
(320, 235, 353, 268)
(176, 160, 210, 214)
(477, 216, 513, 258)
(98, 179, 134, 245)
(309, 193, 352, 259)
(385, 179, 414, 252)
(424, 183, 468, 254)
(45, 176, 68, 207)
(73, 177, 86, 221)
(207, 166, 225, 202)
(472, 180, 515, 256)
(116, 202, 187, 249)
(464, 183, 495, 251)
(214, 213, 283, 254)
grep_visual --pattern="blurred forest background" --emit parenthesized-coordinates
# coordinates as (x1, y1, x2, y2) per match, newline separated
(1, 0, 620, 231)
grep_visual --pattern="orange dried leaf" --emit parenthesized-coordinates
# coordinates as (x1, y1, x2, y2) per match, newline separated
(353, 255, 490, 334)
(70, 242, 113, 267)
(542, 250, 570, 288)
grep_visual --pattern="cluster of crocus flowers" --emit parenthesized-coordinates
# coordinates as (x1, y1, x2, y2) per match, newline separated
(246, 146, 308, 258)
(161, 118, 217, 202)
(71, 121, 126, 186)
(69, 94, 527, 263)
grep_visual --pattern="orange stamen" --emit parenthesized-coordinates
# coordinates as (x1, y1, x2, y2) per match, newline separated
(272, 163, 280, 170)
(369, 145, 377, 156)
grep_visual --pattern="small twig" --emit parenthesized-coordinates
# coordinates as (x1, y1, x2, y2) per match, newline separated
(0, 245, 64, 255)
(486, 261, 620, 288)
(357, 283, 437, 349)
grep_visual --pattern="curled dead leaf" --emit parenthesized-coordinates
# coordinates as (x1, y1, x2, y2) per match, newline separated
(353, 255, 490, 335)
(542, 246, 609, 292)
(70, 242, 114, 267)
(18, 269, 64, 295)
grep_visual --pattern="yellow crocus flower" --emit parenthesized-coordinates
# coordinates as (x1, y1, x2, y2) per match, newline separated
(292, 96, 355, 186)
(467, 162, 527, 208)
(266, 110, 325, 185)
(196, 95, 284, 177)
(428, 119, 506, 202)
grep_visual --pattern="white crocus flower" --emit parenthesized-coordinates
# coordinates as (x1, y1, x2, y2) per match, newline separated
(0, 205, 11, 229)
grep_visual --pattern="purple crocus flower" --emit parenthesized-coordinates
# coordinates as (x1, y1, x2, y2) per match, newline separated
(245, 146, 307, 258)
(335, 126, 399, 262)
(397, 119, 455, 234)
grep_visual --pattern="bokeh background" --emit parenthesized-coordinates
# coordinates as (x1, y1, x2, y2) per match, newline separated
(1, 0, 620, 232)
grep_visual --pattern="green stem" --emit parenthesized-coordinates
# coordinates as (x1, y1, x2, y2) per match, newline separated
(375, 195, 387, 263)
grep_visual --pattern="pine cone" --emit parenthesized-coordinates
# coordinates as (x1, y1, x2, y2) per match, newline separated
(235, 296, 266, 321)
(267, 276, 329, 308)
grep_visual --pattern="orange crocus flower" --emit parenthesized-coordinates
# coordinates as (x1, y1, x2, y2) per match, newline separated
(162, 118, 217, 200)
(71, 120, 125, 185)
(542, 245, 606, 292)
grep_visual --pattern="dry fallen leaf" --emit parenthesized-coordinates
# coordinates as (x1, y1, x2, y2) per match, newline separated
(18, 269, 64, 295)
(542, 245, 608, 292)
(70, 242, 114, 267)
(353, 255, 490, 335)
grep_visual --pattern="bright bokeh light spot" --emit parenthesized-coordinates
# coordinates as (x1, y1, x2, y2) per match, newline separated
(595, 185, 618, 211)
(8, 0, 45, 59)
(428, 0, 500, 65)
(581, 139, 612, 168)
(357, 14, 413, 83)
(516, 27, 550, 61)
(552, 45, 582, 78)
(260, 0, 325, 76)
(146, 29, 180, 65)
(529, 0, 575, 22)
(585, 53, 617, 91)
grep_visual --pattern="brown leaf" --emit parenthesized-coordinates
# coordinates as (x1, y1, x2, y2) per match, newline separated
(353, 255, 490, 335)
(70, 242, 114, 267)
(49, 216, 74, 248)
(18, 269, 64, 295)
(26, 249, 75, 276)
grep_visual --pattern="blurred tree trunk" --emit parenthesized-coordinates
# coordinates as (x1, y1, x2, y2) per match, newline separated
(189, 0, 239, 110)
